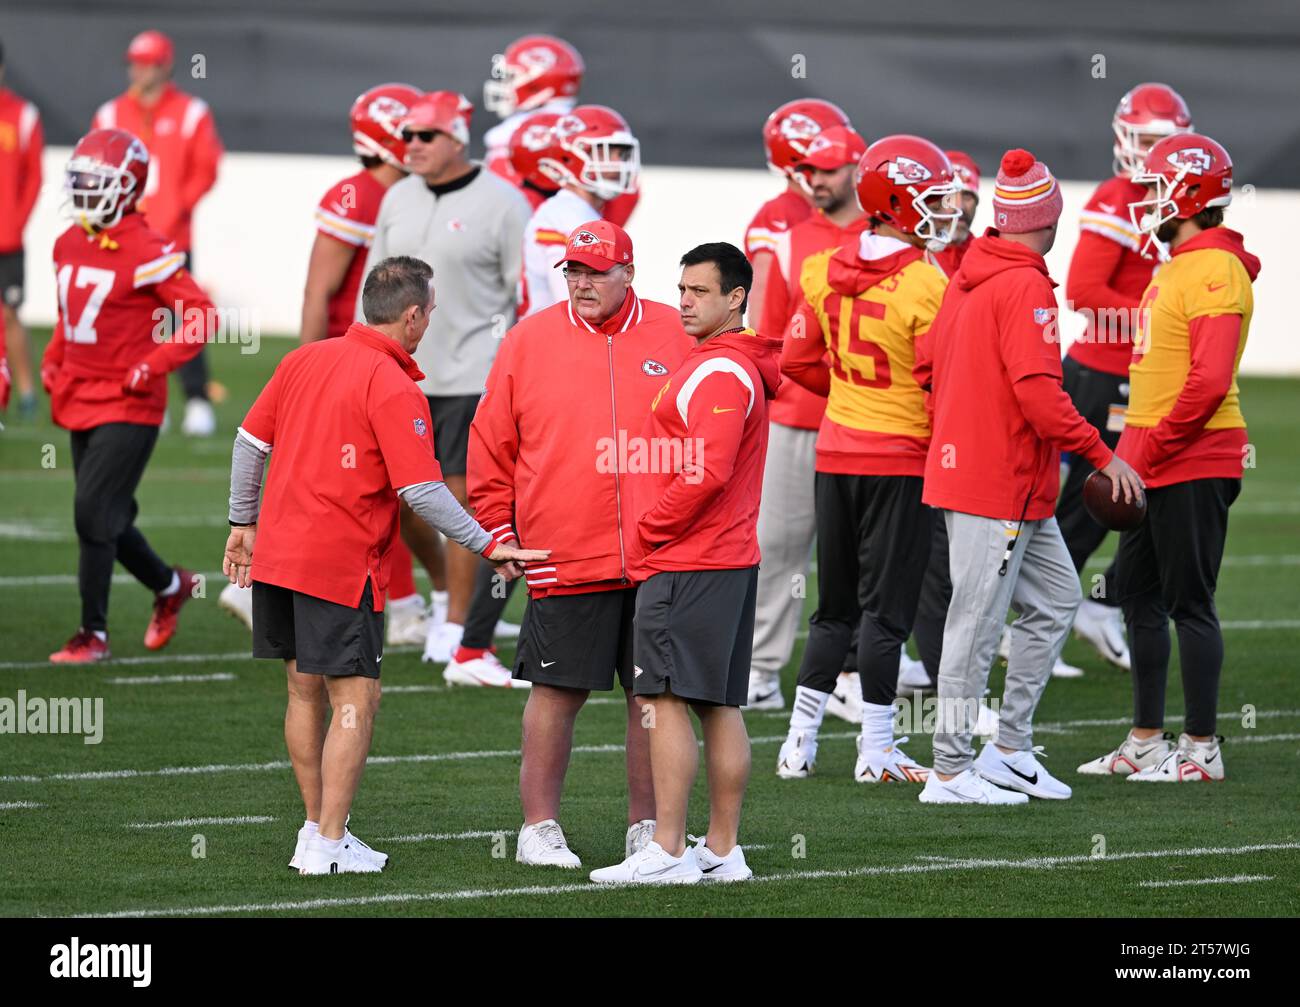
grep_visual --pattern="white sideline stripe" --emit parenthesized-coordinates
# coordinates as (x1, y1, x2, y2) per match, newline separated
(0, 801, 44, 809)
(793, 620, 1300, 641)
(0, 569, 225, 588)
(72, 841, 1300, 918)
(127, 815, 275, 830)
(380, 830, 506, 842)
(1085, 553, 1300, 568)
(1138, 874, 1274, 889)
(0, 651, 250, 670)
(383, 685, 442, 694)
(108, 673, 236, 685)
(1234, 733, 1300, 744)
(0, 733, 843, 785)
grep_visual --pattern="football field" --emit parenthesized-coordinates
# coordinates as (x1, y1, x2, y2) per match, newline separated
(1, 332, 1297, 918)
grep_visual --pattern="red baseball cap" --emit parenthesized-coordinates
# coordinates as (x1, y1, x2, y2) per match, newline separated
(126, 30, 174, 66)
(400, 91, 474, 146)
(556, 220, 634, 271)
(797, 125, 867, 170)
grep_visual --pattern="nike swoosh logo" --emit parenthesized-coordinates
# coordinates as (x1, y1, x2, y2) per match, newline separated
(1204, 752, 1218, 765)
(700, 863, 724, 874)
(540, 660, 557, 668)
(712, 406, 737, 414)
(1207, 282, 1226, 293)
(375, 655, 382, 663)
(1133, 746, 1159, 758)
(1002, 762, 1038, 785)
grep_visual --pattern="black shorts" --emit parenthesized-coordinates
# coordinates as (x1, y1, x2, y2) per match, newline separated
(0, 249, 24, 308)
(515, 588, 637, 691)
(252, 581, 384, 677)
(634, 567, 758, 707)
(426, 394, 480, 476)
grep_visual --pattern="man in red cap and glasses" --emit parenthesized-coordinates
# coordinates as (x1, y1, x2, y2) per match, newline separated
(469, 219, 692, 869)
(94, 30, 224, 437)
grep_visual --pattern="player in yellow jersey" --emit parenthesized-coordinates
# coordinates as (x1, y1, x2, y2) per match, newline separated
(1078, 133, 1260, 783)
(774, 135, 958, 784)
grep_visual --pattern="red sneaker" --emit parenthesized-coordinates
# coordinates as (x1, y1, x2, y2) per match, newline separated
(49, 628, 111, 664)
(144, 567, 199, 650)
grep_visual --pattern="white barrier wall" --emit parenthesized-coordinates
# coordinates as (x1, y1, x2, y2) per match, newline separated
(20, 148, 1300, 374)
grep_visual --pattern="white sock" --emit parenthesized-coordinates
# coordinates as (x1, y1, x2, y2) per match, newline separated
(789, 686, 830, 733)
(91, 629, 108, 642)
(317, 833, 344, 851)
(302, 819, 319, 833)
(159, 570, 180, 597)
(859, 702, 895, 752)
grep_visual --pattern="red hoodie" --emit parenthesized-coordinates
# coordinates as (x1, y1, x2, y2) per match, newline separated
(1117, 227, 1260, 488)
(629, 327, 782, 577)
(918, 229, 1113, 521)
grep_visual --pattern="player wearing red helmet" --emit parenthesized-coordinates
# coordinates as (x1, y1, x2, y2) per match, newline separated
(43, 128, 216, 663)
(1080, 133, 1257, 784)
(775, 136, 955, 784)
(744, 100, 854, 713)
(1061, 83, 1194, 673)
(94, 29, 224, 437)
(507, 111, 564, 212)
(483, 35, 639, 228)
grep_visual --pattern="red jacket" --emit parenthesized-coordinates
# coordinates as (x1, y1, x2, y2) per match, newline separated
(42, 213, 214, 430)
(468, 289, 693, 595)
(0, 88, 43, 252)
(918, 230, 1113, 521)
(629, 327, 781, 577)
(94, 83, 223, 252)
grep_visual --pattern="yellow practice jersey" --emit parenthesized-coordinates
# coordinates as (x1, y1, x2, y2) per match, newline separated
(1128, 244, 1252, 430)
(790, 236, 946, 475)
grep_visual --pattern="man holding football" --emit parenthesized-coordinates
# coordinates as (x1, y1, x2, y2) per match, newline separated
(1079, 133, 1257, 783)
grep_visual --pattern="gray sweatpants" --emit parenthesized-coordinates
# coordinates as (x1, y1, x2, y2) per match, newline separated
(750, 422, 818, 680)
(932, 509, 1081, 774)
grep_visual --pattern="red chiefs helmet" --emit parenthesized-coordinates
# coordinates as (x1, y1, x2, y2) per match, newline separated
(1129, 132, 1232, 260)
(350, 83, 422, 169)
(854, 135, 960, 248)
(508, 111, 563, 192)
(64, 128, 151, 231)
(1113, 83, 1193, 179)
(484, 35, 585, 118)
(763, 99, 851, 182)
(946, 150, 982, 194)
(540, 105, 639, 201)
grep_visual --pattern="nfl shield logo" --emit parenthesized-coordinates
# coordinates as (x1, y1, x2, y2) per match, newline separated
(1034, 308, 1052, 325)
(414, 417, 427, 436)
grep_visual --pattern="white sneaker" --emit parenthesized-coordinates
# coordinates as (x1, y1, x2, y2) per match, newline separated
(1072, 599, 1131, 671)
(422, 620, 463, 664)
(975, 743, 1071, 799)
(1077, 730, 1173, 776)
(494, 619, 522, 640)
(296, 832, 384, 875)
(918, 767, 1029, 805)
(690, 838, 752, 882)
(625, 819, 656, 857)
(1128, 733, 1224, 783)
(289, 821, 387, 871)
(444, 650, 530, 688)
(744, 672, 785, 711)
(1051, 656, 1085, 679)
(181, 397, 216, 437)
(974, 700, 1000, 740)
(897, 651, 933, 692)
(825, 671, 863, 724)
(589, 840, 703, 885)
(516, 819, 581, 868)
(385, 594, 429, 646)
(776, 731, 817, 779)
(854, 735, 930, 783)
(218, 582, 254, 632)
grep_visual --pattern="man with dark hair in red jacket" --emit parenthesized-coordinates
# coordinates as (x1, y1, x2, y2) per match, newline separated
(915, 150, 1143, 806)
(591, 241, 779, 885)
(469, 220, 692, 869)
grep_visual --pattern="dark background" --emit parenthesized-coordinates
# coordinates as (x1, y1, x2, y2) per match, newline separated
(2, 0, 1298, 184)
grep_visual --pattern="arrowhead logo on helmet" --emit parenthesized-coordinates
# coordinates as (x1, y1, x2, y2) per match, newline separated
(885, 156, 933, 184)
(779, 112, 821, 145)
(521, 123, 553, 151)
(518, 46, 559, 72)
(1166, 147, 1212, 174)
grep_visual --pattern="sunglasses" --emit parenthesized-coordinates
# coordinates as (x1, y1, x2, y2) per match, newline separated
(401, 129, 439, 143)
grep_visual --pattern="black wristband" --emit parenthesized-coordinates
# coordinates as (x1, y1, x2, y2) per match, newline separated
(228, 519, 255, 528)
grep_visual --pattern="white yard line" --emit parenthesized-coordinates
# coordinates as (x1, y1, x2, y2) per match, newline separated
(383, 685, 442, 694)
(1138, 874, 1274, 889)
(380, 830, 508, 842)
(0, 651, 250, 670)
(126, 815, 275, 830)
(73, 840, 1300, 918)
(0, 801, 44, 809)
(108, 673, 237, 685)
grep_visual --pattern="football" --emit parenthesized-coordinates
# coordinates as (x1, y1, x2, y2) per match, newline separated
(1083, 469, 1147, 531)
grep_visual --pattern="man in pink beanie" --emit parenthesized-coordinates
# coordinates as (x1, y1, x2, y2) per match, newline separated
(912, 149, 1144, 805)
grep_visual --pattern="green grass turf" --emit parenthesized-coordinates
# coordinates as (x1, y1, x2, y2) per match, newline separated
(1, 331, 1297, 917)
